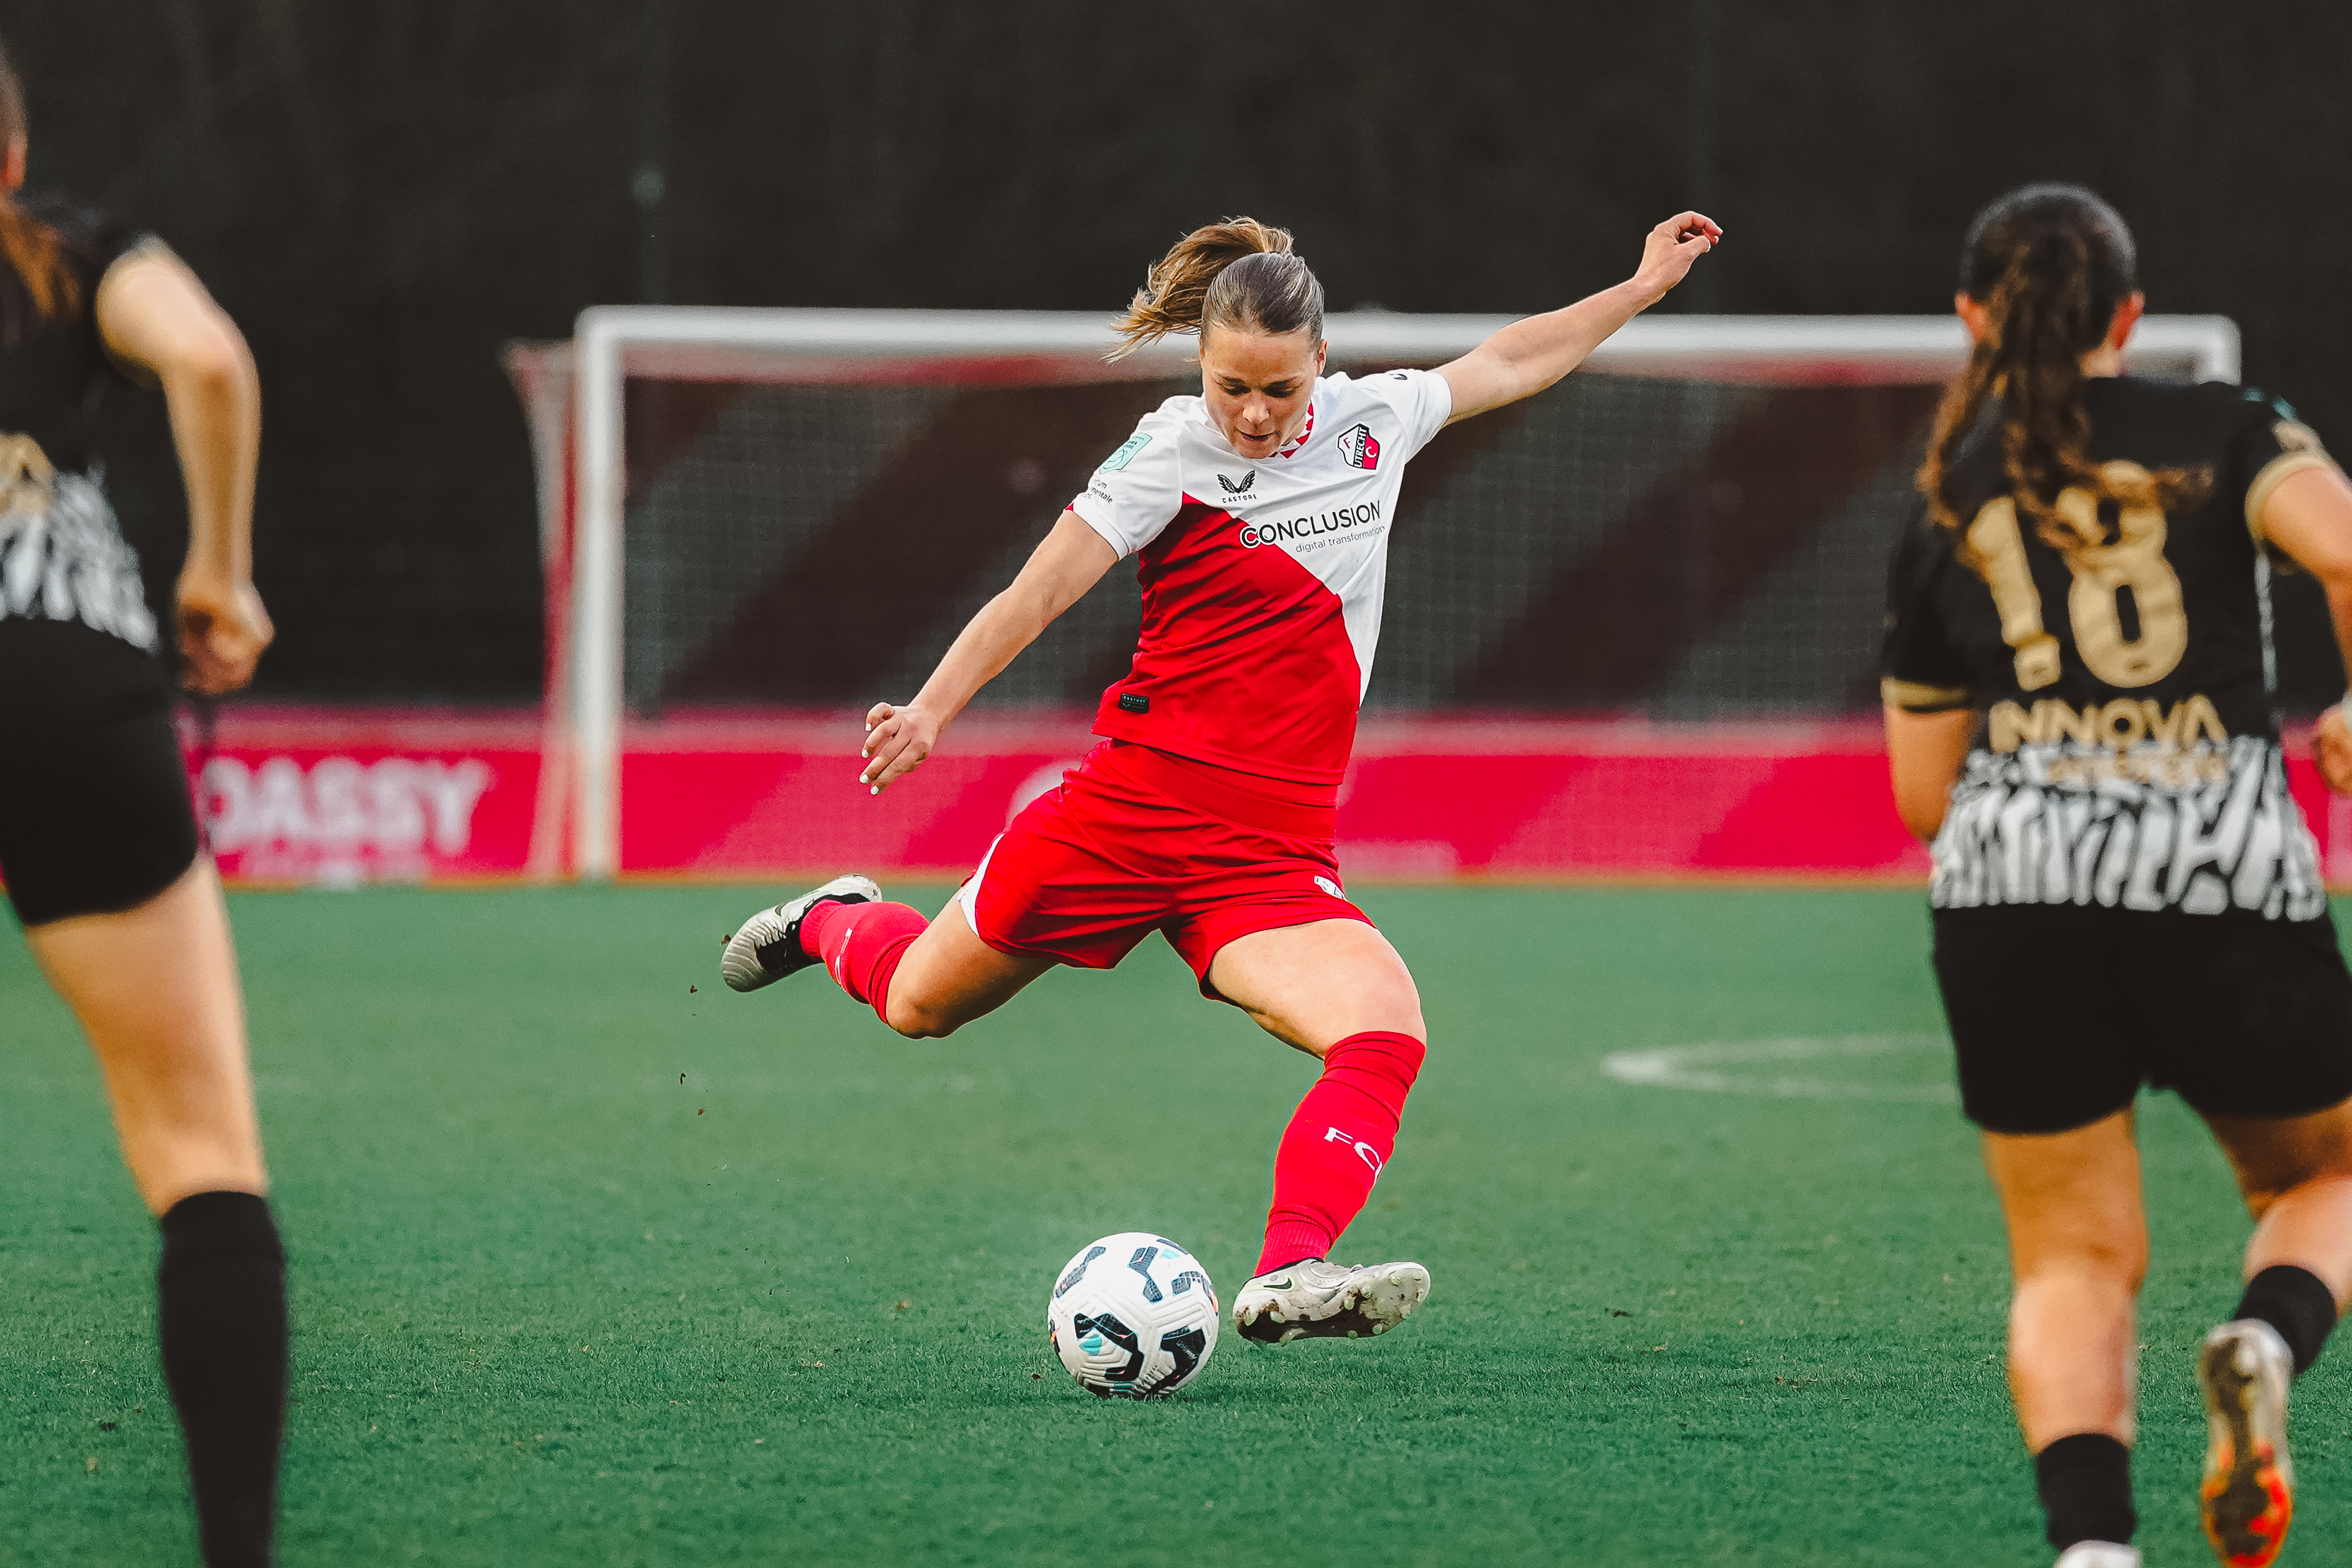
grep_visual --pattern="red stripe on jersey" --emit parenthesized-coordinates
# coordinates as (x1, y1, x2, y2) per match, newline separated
(1276, 398, 1314, 459)
(1092, 497, 1360, 786)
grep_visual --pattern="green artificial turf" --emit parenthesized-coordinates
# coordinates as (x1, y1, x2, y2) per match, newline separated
(2, 884, 2347, 1566)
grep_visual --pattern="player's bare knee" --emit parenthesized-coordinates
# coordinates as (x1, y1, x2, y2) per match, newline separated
(2016, 1263, 2145, 1310)
(2065, 1237, 2149, 1292)
(884, 996, 957, 1039)
(2119, 1241, 2151, 1294)
(2018, 1221, 2147, 1292)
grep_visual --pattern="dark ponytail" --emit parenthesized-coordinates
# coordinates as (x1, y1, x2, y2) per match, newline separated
(1108, 216, 1324, 361)
(0, 31, 80, 335)
(1918, 184, 2204, 553)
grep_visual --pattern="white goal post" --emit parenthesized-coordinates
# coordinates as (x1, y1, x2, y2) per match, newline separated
(530, 308, 2238, 880)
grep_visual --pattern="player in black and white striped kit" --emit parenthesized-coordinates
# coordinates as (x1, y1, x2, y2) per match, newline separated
(1884, 184, 2352, 1568)
(0, 35, 287, 1568)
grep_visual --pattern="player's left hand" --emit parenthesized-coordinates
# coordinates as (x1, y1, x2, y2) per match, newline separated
(176, 572, 274, 694)
(2319, 705, 2352, 794)
(1631, 212, 1721, 305)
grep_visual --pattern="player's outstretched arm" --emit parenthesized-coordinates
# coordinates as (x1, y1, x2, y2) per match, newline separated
(95, 248, 270, 695)
(1435, 212, 1720, 426)
(860, 510, 1117, 793)
(2262, 462, 2352, 793)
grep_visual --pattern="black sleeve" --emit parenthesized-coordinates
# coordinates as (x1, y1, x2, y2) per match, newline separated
(1880, 510, 1975, 712)
(19, 198, 165, 390)
(20, 195, 155, 281)
(2235, 386, 2339, 549)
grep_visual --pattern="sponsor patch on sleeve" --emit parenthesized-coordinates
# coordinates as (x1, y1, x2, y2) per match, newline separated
(1098, 433, 1152, 472)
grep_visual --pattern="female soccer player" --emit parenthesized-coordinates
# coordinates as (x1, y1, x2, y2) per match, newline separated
(725, 210, 1718, 1343)
(1883, 184, 2352, 1568)
(0, 36, 286, 1568)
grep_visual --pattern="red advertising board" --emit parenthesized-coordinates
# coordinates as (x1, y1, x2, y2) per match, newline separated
(179, 707, 2352, 888)
(189, 711, 547, 885)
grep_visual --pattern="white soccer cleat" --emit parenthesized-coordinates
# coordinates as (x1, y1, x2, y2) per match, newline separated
(720, 874, 881, 993)
(1232, 1258, 1430, 1345)
(2198, 1319, 2296, 1567)
(2053, 1544, 2140, 1568)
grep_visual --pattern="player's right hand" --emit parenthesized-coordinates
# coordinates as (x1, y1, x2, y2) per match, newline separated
(861, 701, 941, 794)
(1630, 211, 1721, 305)
(176, 572, 274, 694)
(2319, 705, 2352, 794)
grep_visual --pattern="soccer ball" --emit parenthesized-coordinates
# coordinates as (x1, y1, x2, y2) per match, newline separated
(1045, 1232, 1219, 1399)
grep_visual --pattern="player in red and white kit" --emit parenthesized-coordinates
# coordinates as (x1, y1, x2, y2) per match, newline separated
(724, 212, 1718, 1343)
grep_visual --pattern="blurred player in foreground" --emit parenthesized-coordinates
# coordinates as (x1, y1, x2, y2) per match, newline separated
(1883, 184, 2352, 1568)
(0, 36, 285, 1568)
(726, 210, 1717, 1343)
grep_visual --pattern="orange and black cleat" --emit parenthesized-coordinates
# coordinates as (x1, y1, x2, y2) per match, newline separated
(2199, 1320, 2296, 1567)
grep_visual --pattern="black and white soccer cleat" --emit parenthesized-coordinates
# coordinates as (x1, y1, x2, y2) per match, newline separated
(720, 875, 880, 993)
(1232, 1259, 1430, 1345)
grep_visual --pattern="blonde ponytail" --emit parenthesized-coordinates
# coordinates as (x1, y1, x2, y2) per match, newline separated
(1108, 217, 1323, 360)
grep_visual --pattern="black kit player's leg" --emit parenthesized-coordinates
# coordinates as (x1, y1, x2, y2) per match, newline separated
(2179, 907, 2352, 1365)
(2189, 1102, 2352, 1566)
(1977, 1112, 2148, 1556)
(2202, 1102, 2352, 1373)
(17, 853, 287, 1566)
(159, 1192, 290, 1568)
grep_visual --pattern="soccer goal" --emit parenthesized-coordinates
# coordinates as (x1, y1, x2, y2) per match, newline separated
(507, 309, 2237, 880)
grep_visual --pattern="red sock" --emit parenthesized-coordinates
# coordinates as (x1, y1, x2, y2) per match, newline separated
(1257, 1030, 1426, 1276)
(798, 898, 928, 1027)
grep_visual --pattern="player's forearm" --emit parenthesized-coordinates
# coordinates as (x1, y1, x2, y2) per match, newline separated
(161, 352, 261, 586)
(1479, 280, 1655, 402)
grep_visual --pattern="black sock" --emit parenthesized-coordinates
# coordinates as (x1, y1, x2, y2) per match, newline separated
(2034, 1432, 2134, 1550)
(2233, 1263, 2338, 1376)
(158, 1191, 289, 1568)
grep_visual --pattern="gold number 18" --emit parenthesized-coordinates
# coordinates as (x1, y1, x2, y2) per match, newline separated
(1964, 459, 2188, 691)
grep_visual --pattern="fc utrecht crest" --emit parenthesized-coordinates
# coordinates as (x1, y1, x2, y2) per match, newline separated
(1217, 470, 1256, 494)
(1333, 423, 1380, 470)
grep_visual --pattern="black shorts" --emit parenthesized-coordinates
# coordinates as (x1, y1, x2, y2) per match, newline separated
(0, 618, 200, 926)
(1933, 902, 2352, 1134)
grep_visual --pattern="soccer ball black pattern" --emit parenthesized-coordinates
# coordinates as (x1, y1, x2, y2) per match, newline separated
(1044, 1232, 1219, 1399)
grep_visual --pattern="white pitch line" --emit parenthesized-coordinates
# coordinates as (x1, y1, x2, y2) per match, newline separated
(1600, 1034, 1957, 1105)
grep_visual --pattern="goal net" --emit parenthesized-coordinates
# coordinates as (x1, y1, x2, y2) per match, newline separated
(508, 309, 2237, 879)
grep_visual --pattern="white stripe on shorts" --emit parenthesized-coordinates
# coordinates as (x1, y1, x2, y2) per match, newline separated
(957, 833, 1003, 936)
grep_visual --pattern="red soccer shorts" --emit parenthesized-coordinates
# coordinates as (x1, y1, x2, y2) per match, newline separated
(960, 740, 1371, 998)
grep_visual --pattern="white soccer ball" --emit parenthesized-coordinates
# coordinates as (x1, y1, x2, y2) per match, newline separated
(1044, 1232, 1219, 1399)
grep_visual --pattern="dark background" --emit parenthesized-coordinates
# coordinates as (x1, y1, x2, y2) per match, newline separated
(15, 1, 2348, 705)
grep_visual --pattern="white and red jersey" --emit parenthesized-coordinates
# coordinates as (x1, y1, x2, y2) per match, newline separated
(1070, 368, 1453, 787)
